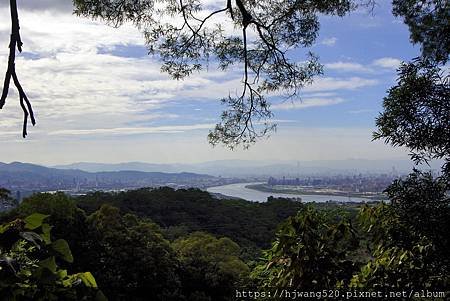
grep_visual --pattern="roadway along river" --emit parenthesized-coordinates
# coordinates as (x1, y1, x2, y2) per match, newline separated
(207, 182, 374, 203)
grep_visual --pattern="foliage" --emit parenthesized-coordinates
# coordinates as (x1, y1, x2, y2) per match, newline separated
(252, 206, 358, 289)
(0, 192, 93, 274)
(73, 0, 361, 148)
(376, 0, 449, 177)
(373, 59, 450, 175)
(77, 188, 305, 258)
(0, 213, 103, 301)
(350, 171, 449, 291)
(2, 190, 309, 299)
(385, 170, 450, 250)
(0, 189, 13, 202)
(84, 204, 182, 301)
(2, 186, 449, 298)
(351, 200, 449, 290)
(392, 0, 449, 64)
(173, 232, 250, 301)
(0, 189, 18, 210)
(11, 193, 78, 222)
(368, 0, 450, 294)
(252, 175, 450, 292)
(1, 194, 183, 300)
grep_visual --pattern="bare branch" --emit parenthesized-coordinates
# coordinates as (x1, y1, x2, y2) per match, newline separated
(0, 0, 35, 138)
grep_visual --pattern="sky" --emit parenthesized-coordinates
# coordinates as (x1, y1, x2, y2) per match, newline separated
(0, 0, 421, 165)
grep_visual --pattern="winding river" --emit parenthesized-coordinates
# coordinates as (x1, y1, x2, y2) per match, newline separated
(207, 182, 375, 203)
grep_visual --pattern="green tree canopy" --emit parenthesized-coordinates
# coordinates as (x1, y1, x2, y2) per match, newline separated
(173, 232, 249, 301)
(0, 188, 17, 210)
(392, 0, 450, 64)
(373, 59, 450, 175)
(0, 213, 103, 300)
(351, 181, 450, 291)
(252, 206, 358, 289)
(86, 205, 182, 301)
(375, 0, 449, 177)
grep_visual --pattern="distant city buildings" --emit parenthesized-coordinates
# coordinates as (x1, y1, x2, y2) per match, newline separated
(267, 173, 398, 193)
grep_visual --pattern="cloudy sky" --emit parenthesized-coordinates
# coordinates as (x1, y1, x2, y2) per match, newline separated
(0, 0, 419, 165)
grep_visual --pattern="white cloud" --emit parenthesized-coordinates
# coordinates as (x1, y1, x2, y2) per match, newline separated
(48, 124, 215, 136)
(372, 57, 402, 69)
(0, 7, 244, 142)
(325, 57, 403, 74)
(325, 61, 371, 73)
(272, 98, 344, 110)
(304, 77, 378, 92)
(321, 37, 338, 46)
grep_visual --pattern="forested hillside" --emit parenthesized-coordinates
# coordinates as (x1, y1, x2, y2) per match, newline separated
(1, 189, 307, 300)
(1, 184, 448, 300)
(77, 187, 306, 255)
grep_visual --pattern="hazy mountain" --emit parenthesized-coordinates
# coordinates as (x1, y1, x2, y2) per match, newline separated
(0, 162, 217, 192)
(53, 159, 442, 177)
(53, 162, 184, 173)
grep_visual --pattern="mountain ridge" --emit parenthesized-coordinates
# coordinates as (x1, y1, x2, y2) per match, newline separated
(52, 159, 442, 176)
(0, 162, 218, 193)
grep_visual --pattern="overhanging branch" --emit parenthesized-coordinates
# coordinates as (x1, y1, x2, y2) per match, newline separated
(0, 0, 35, 138)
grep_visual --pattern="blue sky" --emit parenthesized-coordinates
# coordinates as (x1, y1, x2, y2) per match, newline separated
(0, 0, 420, 164)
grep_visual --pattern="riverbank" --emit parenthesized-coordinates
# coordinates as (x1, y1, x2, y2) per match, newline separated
(207, 182, 381, 203)
(245, 183, 388, 201)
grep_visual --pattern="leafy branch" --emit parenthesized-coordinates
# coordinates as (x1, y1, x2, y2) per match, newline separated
(76, 0, 354, 149)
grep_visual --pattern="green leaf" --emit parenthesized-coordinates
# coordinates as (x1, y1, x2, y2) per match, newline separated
(63, 275, 82, 287)
(20, 231, 44, 248)
(51, 239, 74, 263)
(0, 223, 11, 234)
(39, 256, 57, 273)
(57, 269, 68, 279)
(78, 272, 98, 288)
(24, 213, 50, 230)
(41, 223, 52, 245)
(95, 290, 108, 301)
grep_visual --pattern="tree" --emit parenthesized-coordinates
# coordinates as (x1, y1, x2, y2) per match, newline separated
(85, 205, 182, 301)
(252, 206, 358, 289)
(373, 58, 450, 176)
(375, 0, 449, 177)
(0, 188, 18, 210)
(351, 183, 450, 291)
(385, 170, 450, 251)
(0, 213, 103, 300)
(172, 232, 249, 301)
(369, 2, 450, 287)
(392, 0, 449, 64)
(1, 192, 94, 275)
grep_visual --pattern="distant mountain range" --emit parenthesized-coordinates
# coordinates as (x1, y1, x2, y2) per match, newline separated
(0, 162, 220, 193)
(53, 159, 441, 177)
(0, 159, 442, 195)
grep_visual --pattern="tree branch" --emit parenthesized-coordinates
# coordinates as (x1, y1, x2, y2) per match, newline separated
(0, 0, 35, 138)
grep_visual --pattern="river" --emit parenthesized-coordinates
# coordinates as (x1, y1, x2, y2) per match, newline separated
(207, 182, 375, 203)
